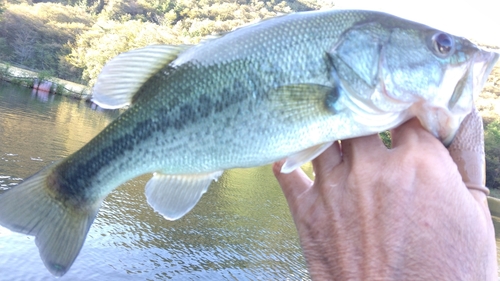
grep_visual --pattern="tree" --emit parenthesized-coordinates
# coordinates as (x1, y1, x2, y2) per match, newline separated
(0, 2, 93, 81)
(485, 120, 500, 189)
(66, 19, 180, 85)
(12, 28, 37, 65)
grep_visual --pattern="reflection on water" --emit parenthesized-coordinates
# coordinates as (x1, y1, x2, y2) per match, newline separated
(0, 82, 309, 280)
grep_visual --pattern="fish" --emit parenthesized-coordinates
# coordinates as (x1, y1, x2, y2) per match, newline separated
(0, 9, 498, 276)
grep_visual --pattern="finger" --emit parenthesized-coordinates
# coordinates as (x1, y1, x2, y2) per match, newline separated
(311, 141, 342, 177)
(341, 134, 386, 166)
(448, 108, 488, 196)
(390, 118, 439, 148)
(273, 160, 314, 202)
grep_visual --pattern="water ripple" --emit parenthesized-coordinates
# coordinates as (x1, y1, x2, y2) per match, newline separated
(0, 82, 309, 280)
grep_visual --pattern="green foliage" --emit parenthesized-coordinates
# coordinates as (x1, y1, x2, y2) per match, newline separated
(37, 70, 53, 81)
(379, 131, 391, 148)
(0, 0, 334, 84)
(66, 0, 334, 85)
(0, 63, 10, 79)
(485, 120, 500, 189)
(0, 3, 93, 81)
(55, 83, 68, 95)
(66, 19, 180, 85)
(2, 0, 500, 193)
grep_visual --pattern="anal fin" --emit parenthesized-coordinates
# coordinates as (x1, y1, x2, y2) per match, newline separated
(281, 142, 334, 173)
(145, 171, 223, 220)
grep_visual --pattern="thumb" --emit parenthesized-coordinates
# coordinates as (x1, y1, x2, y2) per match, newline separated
(448, 108, 488, 196)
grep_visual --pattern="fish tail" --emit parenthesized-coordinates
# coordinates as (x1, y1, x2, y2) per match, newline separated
(0, 163, 99, 276)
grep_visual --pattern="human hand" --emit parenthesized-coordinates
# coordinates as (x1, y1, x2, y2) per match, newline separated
(273, 110, 497, 280)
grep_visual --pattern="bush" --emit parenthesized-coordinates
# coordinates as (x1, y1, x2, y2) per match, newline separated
(485, 120, 500, 189)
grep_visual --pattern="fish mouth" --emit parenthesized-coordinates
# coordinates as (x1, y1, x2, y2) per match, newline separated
(471, 48, 499, 96)
(443, 47, 499, 145)
(417, 46, 498, 146)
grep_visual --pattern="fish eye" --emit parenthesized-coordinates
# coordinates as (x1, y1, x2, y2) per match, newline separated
(431, 32, 455, 58)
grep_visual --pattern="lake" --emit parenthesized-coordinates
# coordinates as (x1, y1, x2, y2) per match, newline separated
(0, 82, 310, 280)
(1, 81, 500, 280)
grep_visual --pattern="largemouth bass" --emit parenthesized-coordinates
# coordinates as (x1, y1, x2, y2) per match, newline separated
(0, 9, 498, 276)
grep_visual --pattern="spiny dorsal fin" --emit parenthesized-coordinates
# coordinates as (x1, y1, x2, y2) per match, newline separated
(92, 44, 191, 109)
(145, 171, 223, 221)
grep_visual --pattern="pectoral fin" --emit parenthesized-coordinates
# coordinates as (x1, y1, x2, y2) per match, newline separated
(268, 84, 339, 116)
(92, 44, 191, 109)
(145, 171, 223, 220)
(281, 142, 334, 173)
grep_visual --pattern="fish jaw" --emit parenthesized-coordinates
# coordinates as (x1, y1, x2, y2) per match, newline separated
(471, 49, 499, 99)
(363, 23, 500, 144)
(414, 49, 499, 145)
(411, 103, 460, 146)
(0, 9, 498, 278)
(325, 19, 497, 143)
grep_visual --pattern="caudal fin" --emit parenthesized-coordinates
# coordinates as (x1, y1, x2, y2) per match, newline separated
(0, 164, 100, 276)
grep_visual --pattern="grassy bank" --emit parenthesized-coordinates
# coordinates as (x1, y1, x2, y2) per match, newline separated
(0, 62, 91, 100)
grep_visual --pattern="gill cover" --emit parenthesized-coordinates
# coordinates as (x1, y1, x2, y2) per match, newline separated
(329, 20, 499, 144)
(328, 22, 390, 101)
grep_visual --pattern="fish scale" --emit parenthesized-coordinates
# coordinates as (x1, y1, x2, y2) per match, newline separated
(0, 9, 497, 276)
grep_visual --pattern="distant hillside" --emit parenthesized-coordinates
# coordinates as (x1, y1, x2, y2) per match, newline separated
(0, 0, 333, 84)
(2, 1, 500, 187)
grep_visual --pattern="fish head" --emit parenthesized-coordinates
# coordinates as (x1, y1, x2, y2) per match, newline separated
(381, 27, 499, 145)
(329, 15, 499, 145)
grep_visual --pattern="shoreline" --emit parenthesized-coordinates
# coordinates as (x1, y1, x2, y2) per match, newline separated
(1, 60, 498, 116)
(0, 62, 91, 100)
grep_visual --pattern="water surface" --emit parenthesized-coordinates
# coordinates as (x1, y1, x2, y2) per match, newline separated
(3, 81, 500, 280)
(0, 82, 309, 280)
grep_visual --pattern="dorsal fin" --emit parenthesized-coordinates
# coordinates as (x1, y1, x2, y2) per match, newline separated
(92, 44, 191, 109)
